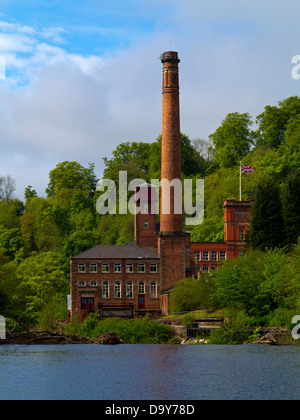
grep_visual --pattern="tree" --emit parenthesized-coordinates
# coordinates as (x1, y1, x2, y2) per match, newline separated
(249, 176, 284, 250)
(169, 276, 215, 313)
(0, 174, 16, 201)
(24, 185, 37, 204)
(46, 161, 98, 200)
(256, 96, 300, 148)
(12, 252, 69, 325)
(209, 112, 255, 168)
(281, 172, 300, 246)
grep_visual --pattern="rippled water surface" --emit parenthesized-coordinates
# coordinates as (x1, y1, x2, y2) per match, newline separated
(0, 344, 299, 400)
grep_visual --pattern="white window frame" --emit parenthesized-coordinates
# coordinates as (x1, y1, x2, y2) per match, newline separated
(114, 263, 121, 273)
(202, 265, 209, 273)
(240, 230, 245, 241)
(90, 263, 97, 273)
(219, 250, 226, 261)
(90, 280, 97, 287)
(144, 220, 149, 229)
(150, 282, 157, 299)
(211, 251, 218, 261)
(78, 280, 85, 287)
(150, 263, 157, 273)
(78, 264, 86, 273)
(126, 263, 133, 273)
(195, 251, 201, 261)
(102, 263, 110, 273)
(126, 282, 133, 299)
(138, 281, 145, 294)
(102, 282, 109, 299)
(202, 251, 209, 261)
(138, 263, 145, 273)
(114, 282, 121, 299)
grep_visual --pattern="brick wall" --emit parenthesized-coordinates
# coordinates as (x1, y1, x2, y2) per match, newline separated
(70, 258, 160, 316)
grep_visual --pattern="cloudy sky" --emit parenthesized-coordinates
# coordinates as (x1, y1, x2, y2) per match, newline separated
(0, 0, 299, 199)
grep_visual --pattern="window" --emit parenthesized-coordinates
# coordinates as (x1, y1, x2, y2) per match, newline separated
(114, 282, 121, 298)
(211, 266, 218, 271)
(150, 282, 157, 299)
(202, 251, 209, 261)
(78, 281, 85, 287)
(240, 230, 245, 241)
(138, 281, 145, 294)
(219, 251, 226, 261)
(90, 264, 97, 273)
(78, 264, 86, 273)
(211, 251, 218, 261)
(126, 282, 133, 299)
(102, 263, 109, 273)
(195, 251, 201, 261)
(202, 265, 209, 273)
(144, 220, 149, 229)
(102, 282, 109, 299)
(126, 263, 133, 273)
(90, 280, 97, 287)
(138, 263, 145, 273)
(150, 263, 157, 273)
(114, 263, 121, 273)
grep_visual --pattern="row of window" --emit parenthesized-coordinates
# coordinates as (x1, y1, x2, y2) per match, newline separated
(79, 281, 158, 299)
(198, 265, 218, 273)
(195, 250, 226, 262)
(77, 262, 158, 274)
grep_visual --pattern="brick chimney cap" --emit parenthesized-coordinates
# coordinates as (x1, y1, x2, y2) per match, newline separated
(161, 51, 180, 63)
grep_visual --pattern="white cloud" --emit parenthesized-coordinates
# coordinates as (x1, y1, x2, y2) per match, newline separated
(1, 1, 300, 199)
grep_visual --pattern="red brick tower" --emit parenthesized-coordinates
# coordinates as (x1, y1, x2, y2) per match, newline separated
(158, 52, 186, 312)
(134, 183, 158, 254)
(223, 200, 253, 258)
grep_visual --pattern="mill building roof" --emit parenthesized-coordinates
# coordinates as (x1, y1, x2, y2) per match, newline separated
(72, 244, 159, 260)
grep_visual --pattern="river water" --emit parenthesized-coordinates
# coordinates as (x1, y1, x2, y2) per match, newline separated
(0, 344, 299, 400)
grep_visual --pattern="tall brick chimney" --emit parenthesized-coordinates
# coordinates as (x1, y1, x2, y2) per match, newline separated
(159, 52, 186, 307)
(160, 51, 183, 234)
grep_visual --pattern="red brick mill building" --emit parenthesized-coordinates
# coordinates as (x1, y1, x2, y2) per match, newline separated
(70, 52, 253, 318)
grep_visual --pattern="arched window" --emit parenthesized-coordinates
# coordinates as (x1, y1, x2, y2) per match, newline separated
(150, 282, 157, 299)
(138, 281, 145, 294)
(126, 282, 133, 299)
(114, 282, 121, 298)
(102, 282, 109, 299)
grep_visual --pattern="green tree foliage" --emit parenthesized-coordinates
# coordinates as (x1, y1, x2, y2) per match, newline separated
(256, 96, 300, 148)
(12, 252, 69, 325)
(169, 276, 215, 313)
(249, 176, 285, 250)
(281, 172, 300, 246)
(46, 161, 98, 201)
(209, 112, 255, 168)
(212, 246, 300, 320)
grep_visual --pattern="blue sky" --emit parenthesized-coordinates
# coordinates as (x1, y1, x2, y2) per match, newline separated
(0, 0, 300, 199)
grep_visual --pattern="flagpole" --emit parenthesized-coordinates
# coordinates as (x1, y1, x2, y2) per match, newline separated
(239, 161, 242, 201)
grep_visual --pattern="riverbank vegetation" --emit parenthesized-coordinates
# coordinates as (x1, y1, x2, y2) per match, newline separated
(0, 95, 299, 342)
(63, 313, 173, 344)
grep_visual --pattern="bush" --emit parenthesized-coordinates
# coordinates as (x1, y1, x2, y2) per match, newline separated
(208, 309, 252, 345)
(65, 314, 172, 344)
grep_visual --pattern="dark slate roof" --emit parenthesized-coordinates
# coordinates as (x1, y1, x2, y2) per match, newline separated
(72, 244, 159, 260)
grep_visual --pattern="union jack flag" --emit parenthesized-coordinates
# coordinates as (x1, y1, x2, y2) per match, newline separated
(241, 164, 255, 173)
